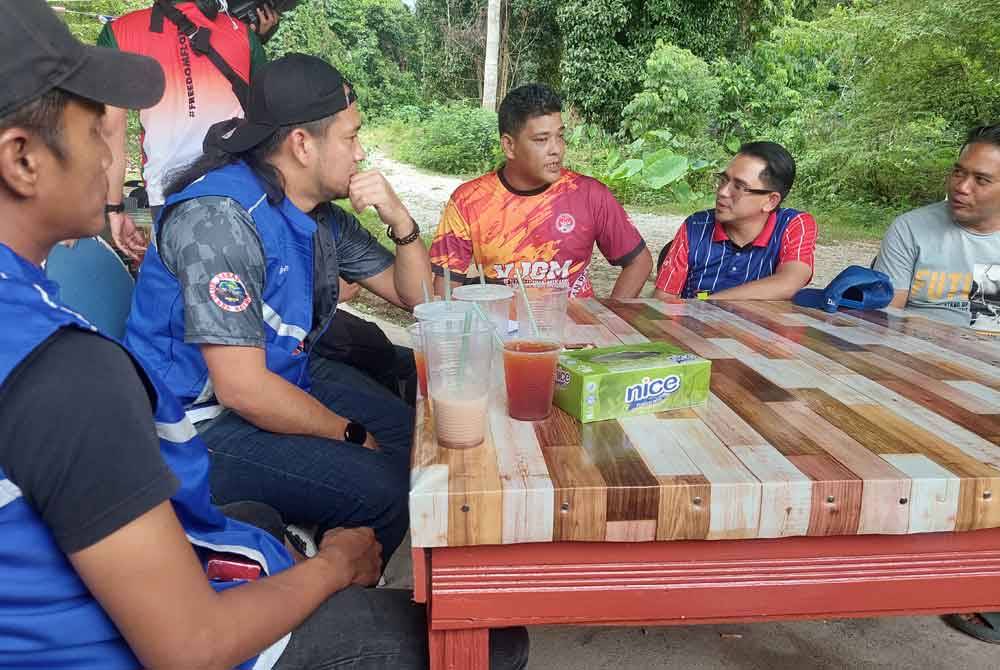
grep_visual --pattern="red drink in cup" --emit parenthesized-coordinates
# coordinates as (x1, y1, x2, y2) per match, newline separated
(414, 350, 428, 398)
(503, 340, 561, 421)
(407, 322, 429, 398)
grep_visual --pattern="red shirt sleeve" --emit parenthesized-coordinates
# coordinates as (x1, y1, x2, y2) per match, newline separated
(778, 212, 818, 270)
(654, 223, 690, 295)
(428, 196, 474, 279)
(590, 181, 646, 266)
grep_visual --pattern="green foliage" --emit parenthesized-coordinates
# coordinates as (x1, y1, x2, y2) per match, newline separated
(557, 0, 797, 130)
(413, 0, 562, 105)
(58, 0, 148, 43)
(622, 41, 721, 138)
(269, 0, 422, 119)
(776, 0, 1000, 208)
(396, 104, 503, 175)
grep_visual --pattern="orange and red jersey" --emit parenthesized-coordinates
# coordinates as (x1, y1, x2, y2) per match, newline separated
(429, 169, 646, 297)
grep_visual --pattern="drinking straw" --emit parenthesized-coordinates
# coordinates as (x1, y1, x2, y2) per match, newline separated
(472, 303, 505, 349)
(514, 266, 540, 337)
(421, 278, 430, 305)
(478, 263, 487, 287)
(444, 266, 452, 302)
(457, 310, 473, 387)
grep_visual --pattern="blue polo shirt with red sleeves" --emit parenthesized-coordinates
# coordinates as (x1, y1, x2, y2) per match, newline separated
(655, 208, 817, 298)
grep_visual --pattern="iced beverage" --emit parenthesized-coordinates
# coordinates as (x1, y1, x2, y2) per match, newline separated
(407, 322, 428, 398)
(423, 318, 494, 449)
(413, 350, 428, 398)
(433, 391, 489, 448)
(503, 339, 561, 420)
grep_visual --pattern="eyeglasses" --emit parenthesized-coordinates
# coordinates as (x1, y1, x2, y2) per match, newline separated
(715, 172, 775, 197)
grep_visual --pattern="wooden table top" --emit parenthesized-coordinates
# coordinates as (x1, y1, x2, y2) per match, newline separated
(409, 298, 1000, 548)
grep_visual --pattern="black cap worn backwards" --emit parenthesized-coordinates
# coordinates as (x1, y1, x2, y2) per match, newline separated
(209, 53, 357, 154)
(0, 0, 165, 118)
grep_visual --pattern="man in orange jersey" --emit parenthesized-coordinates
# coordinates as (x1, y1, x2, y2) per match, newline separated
(430, 84, 652, 298)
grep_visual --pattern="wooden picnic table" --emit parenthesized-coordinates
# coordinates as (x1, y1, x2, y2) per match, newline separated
(409, 298, 1000, 669)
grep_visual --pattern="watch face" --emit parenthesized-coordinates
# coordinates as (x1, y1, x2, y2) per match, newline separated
(345, 422, 367, 445)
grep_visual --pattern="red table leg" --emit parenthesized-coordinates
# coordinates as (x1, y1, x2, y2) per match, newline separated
(429, 627, 489, 670)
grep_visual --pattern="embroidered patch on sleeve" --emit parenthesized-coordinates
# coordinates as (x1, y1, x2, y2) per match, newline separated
(209, 272, 252, 312)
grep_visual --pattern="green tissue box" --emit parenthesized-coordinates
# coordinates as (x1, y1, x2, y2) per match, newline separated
(553, 342, 711, 423)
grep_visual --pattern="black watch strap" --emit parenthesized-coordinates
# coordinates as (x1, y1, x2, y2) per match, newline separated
(343, 421, 368, 445)
(387, 219, 421, 246)
(105, 203, 126, 214)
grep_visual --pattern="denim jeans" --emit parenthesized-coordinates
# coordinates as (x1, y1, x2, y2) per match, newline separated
(220, 502, 530, 670)
(272, 587, 529, 670)
(201, 356, 414, 562)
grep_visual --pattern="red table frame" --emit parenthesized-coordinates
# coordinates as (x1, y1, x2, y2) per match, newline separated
(413, 528, 1000, 670)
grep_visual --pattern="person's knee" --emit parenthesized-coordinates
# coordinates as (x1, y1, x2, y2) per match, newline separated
(490, 627, 530, 670)
(366, 470, 409, 523)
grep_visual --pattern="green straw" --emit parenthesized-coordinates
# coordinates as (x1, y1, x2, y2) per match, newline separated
(478, 263, 487, 287)
(421, 279, 430, 305)
(514, 266, 540, 338)
(472, 303, 505, 349)
(444, 266, 452, 302)
(457, 310, 472, 388)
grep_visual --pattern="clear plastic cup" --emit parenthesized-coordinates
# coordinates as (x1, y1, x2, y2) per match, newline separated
(406, 322, 427, 399)
(413, 300, 476, 325)
(422, 318, 495, 449)
(514, 286, 569, 341)
(453, 284, 515, 337)
(503, 339, 561, 421)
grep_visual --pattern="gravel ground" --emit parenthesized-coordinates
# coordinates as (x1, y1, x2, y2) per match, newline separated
(351, 153, 882, 326)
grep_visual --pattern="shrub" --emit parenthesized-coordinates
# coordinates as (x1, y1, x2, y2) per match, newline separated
(397, 104, 503, 175)
(622, 41, 721, 138)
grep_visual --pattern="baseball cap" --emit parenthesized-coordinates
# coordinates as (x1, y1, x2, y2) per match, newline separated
(793, 266, 895, 313)
(0, 0, 165, 118)
(210, 53, 357, 154)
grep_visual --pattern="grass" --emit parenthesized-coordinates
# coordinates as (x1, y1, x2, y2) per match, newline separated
(806, 202, 899, 244)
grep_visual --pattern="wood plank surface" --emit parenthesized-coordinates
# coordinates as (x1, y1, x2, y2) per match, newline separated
(409, 299, 1000, 547)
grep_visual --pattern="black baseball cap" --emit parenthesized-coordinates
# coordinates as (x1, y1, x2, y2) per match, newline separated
(0, 0, 165, 118)
(212, 53, 357, 153)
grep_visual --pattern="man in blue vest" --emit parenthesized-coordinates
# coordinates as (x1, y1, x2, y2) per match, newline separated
(653, 141, 818, 300)
(123, 53, 432, 564)
(0, 2, 528, 668)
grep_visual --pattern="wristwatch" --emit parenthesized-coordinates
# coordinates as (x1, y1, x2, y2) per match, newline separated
(105, 203, 126, 214)
(343, 421, 368, 446)
(387, 219, 420, 246)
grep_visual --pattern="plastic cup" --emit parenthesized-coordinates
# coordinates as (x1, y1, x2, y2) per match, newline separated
(503, 339, 561, 421)
(413, 300, 476, 325)
(423, 318, 494, 449)
(406, 322, 428, 399)
(453, 284, 515, 337)
(515, 286, 569, 341)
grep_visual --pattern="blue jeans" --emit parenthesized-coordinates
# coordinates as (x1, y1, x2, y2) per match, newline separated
(222, 501, 529, 670)
(200, 356, 413, 561)
(273, 587, 529, 670)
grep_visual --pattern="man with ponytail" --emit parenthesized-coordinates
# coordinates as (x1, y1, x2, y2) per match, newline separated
(124, 53, 434, 570)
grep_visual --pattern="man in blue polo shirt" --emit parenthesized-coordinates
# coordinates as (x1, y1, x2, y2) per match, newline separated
(653, 141, 817, 300)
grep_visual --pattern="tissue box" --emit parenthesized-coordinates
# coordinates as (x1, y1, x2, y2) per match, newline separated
(554, 342, 711, 423)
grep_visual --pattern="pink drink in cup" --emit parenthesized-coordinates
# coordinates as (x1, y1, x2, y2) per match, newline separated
(423, 318, 494, 448)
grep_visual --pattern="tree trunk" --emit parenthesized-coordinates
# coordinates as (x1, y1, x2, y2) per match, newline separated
(482, 0, 501, 110)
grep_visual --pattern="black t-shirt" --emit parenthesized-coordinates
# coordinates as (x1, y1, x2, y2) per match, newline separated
(0, 328, 179, 554)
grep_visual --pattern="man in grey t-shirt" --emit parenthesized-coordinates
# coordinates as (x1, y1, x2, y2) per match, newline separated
(877, 124, 1000, 643)
(875, 124, 1000, 331)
